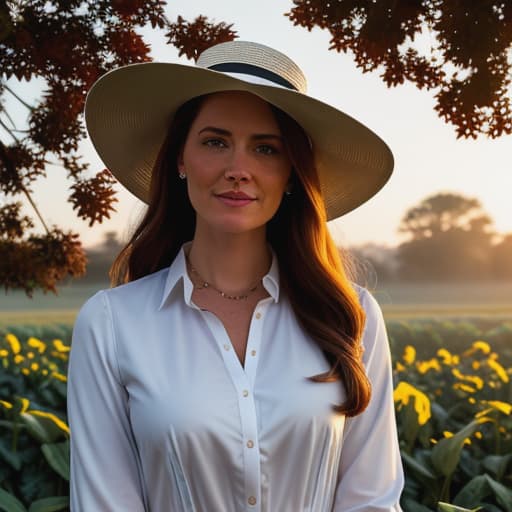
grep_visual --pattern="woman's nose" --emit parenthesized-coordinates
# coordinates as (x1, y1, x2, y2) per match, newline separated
(223, 151, 252, 184)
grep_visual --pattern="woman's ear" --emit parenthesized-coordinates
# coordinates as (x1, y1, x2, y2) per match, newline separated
(177, 151, 185, 175)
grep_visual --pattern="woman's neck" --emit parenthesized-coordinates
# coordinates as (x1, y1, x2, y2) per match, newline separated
(187, 230, 271, 295)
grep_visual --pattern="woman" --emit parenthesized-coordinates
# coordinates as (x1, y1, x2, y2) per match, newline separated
(67, 40, 404, 511)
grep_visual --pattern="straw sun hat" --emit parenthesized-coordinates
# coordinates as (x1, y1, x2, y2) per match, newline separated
(85, 40, 393, 221)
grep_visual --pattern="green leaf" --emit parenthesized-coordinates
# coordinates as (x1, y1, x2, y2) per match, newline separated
(401, 450, 437, 480)
(482, 454, 512, 481)
(486, 475, 512, 512)
(402, 498, 435, 512)
(41, 441, 69, 481)
(0, 440, 22, 470)
(28, 496, 69, 512)
(19, 412, 66, 444)
(453, 475, 490, 508)
(402, 399, 421, 445)
(431, 418, 491, 477)
(0, 488, 27, 512)
(438, 502, 482, 511)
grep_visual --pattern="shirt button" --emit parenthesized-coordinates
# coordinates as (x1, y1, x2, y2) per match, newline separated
(246, 440, 254, 448)
(251, 349, 256, 356)
(223, 344, 230, 351)
(248, 496, 257, 505)
(255, 312, 262, 319)
(243, 389, 249, 397)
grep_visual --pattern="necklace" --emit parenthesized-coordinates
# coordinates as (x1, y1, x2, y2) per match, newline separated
(186, 256, 260, 301)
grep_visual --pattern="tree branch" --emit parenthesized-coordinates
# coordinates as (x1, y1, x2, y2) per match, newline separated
(0, 117, 20, 142)
(0, 104, 18, 129)
(4, 84, 34, 110)
(20, 184, 50, 234)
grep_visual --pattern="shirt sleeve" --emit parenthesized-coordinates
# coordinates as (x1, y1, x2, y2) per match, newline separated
(67, 291, 148, 511)
(332, 287, 404, 511)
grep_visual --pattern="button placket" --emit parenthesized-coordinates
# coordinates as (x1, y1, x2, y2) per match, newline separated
(198, 299, 273, 512)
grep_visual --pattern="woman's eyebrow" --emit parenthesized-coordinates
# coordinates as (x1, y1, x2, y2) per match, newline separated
(198, 126, 283, 141)
(198, 126, 230, 136)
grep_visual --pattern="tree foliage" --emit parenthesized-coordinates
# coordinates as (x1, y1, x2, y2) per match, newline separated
(288, 0, 512, 139)
(0, 0, 236, 295)
(396, 192, 504, 280)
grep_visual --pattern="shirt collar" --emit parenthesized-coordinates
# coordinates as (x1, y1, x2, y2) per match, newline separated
(158, 242, 280, 311)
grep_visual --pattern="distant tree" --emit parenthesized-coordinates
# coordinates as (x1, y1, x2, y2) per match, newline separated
(0, 0, 236, 295)
(288, 1, 512, 138)
(491, 233, 512, 279)
(398, 193, 493, 240)
(396, 192, 496, 280)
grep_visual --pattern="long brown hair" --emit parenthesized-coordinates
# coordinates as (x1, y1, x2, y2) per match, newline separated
(110, 94, 371, 417)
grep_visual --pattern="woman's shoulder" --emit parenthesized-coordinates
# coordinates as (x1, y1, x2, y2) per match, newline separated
(350, 282, 382, 318)
(79, 266, 170, 317)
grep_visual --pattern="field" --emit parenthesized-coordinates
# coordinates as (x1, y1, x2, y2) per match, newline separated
(1, 280, 511, 325)
(1, 280, 511, 511)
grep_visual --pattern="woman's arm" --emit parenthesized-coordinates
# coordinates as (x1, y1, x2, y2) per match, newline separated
(67, 291, 148, 511)
(332, 287, 404, 511)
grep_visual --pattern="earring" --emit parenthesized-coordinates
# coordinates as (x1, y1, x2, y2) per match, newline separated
(178, 172, 186, 180)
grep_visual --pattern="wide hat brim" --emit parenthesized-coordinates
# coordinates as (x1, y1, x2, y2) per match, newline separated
(85, 62, 393, 221)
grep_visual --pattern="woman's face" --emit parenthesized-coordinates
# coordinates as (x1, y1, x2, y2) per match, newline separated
(178, 91, 292, 237)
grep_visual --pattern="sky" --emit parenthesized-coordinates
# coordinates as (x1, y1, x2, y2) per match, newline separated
(4, 0, 512, 249)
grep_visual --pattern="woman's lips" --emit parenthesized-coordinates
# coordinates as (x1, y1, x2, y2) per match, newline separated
(215, 191, 256, 207)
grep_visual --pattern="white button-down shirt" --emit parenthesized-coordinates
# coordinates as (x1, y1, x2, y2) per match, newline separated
(67, 244, 404, 511)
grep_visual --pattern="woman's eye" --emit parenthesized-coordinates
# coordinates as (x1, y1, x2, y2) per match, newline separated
(256, 144, 278, 155)
(203, 138, 227, 148)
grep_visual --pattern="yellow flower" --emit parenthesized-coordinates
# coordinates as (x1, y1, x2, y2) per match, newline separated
(28, 410, 70, 435)
(437, 348, 457, 365)
(472, 340, 491, 354)
(20, 398, 30, 413)
(393, 381, 431, 426)
(416, 358, 441, 374)
(30, 362, 39, 372)
(468, 397, 476, 404)
(28, 337, 46, 353)
(395, 361, 406, 372)
(443, 431, 471, 445)
(403, 345, 416, 365)
(488, 359, 509, 383)
(27, 351, 34, 359)
(50, 351, 69, 361)
(14, 354, 24, 364)
(5, 333, 21, 355)
(0, 349, 8, 358)
(52, 372, 67, 382)
(451, 369, 484, 390)
(453, 382, 476, 393)
(42, 369, 48, 376)
(21, 368, 29, 375)
(52, 339, 70, 353)
(475, 431, 482, 439)
(472, 361, 481, 370)
(481, 400, 512, 416)
(0, 400, 13, 409)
